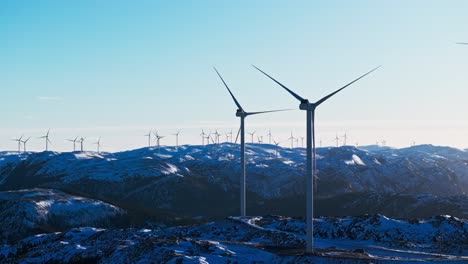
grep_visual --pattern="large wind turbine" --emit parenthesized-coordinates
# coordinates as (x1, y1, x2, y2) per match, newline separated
(214, 67, 289, 217)
(38, 129, 51, 151)
(12, 135, 23, 152)
(253, 64, 380, 253)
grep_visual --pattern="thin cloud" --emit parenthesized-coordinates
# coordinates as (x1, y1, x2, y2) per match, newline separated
(37, 96, 63, 102)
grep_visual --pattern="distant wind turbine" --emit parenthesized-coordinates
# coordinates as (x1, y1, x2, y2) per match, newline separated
(248, 131, 256, 144)
(153, 131, 164, 148)
(12, 135, 23, 152)
(342, 132, 348, 146)
(214, 66, 289, 217)
(288, 132, 295, 148)
(267, 129, 272, 145)
(94, 137, 101, 153)
(253, 64, 380, 253)
(21, 137, 31, 152)
(200, 130, 207, 145)
(79, 137, 85, 152)
(334, 134, 340, 147)
(67, 136, 79, 152)
(272, 139, 281, 158)
(38, 129, 51, 151)
(172, 130, 181, 147)
(144, 130, 152, 147)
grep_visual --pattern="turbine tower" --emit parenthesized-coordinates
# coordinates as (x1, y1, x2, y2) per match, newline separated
(144, 130, 152, 147)
(67, 136, 79, 152)
(12, 135, 23, 152)
(21, 137, 31, 152)
(38, 129, 51, 151)
(253, 64, 380, 253)
(172, 130, 181, 147)
(342, 132, 348, 146)
(214, 67, 288, 217)
(334, 134, 340, 147)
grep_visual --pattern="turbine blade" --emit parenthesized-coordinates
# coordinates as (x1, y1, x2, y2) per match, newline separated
(252, 65, 305, 102)
(235, 127, 240, 144)
(456, 42, 468, 45)
(213, 67, 244, 111)
(315, 65, 381, 106)
(246, 109, 292, 116)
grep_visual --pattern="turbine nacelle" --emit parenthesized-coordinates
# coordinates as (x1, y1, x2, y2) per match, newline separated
(235, 109, 247, 117)
(299, 102, 316, 111)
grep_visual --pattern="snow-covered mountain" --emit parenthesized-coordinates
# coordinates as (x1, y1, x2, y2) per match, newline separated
(0, 144, 467, 220)
(0, 188, 125, 244)
(1, 215, 466, 263)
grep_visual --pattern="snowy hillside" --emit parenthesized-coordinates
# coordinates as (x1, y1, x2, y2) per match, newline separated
(1, 215, 466, 263)
(0, 188, 125, 243)
(0, 144, 467, 220)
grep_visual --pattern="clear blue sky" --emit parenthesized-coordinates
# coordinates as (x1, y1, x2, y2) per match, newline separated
(2, 1, 468, 151)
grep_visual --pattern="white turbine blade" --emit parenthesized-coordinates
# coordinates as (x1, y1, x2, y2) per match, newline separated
(252, 65, 305, 102)
(213, 67, 244, 111)
(456, 42, 468, 45)
(246, 109, 292, 116)
(315, 65, 381, 106)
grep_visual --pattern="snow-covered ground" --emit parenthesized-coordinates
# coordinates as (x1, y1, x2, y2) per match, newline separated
(0, 188, 125, 243)
(1, 215, 466, 263)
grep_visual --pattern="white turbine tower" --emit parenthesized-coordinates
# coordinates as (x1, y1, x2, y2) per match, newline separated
(214, 67, 288, 217)
(12, 135, 23, 152)
(67, 136, 79, 152)
(38, 129, 51, 151)
(272, 139, 281, 158)
(288, 132, 295, 148)
(253, 64, 380, 254)
(267, 129, 272, 144)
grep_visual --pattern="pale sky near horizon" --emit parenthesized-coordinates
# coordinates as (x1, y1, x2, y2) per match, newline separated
(2, 1, 468, 152)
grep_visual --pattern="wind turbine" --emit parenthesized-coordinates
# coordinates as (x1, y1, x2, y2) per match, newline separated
(79, 137, 85, 152)
(214, 67, 289, 217)
(342, 132, 348, 146)
(257, 135, 263, 143)
(272, 139, 281, 158)
(288, 132, 295, 148)
(21, 137, 31, 152)
(200, 130, 207, 145)
(38, 129, 51, 151)
(267, 129, 272, 144)
(253, 64, 380, 254)
(300, 137, 304, 148)
(248, 131, 256, 144)
(214, 130, 221, 144)
(94, 137, 101, 153)
(172, 130, 181, 147)
(67, 137, 79, 152)
(12, 135, 23, 152)
(334, 134, 340, 147)
(144, 130, 152, 147)
(153, 131, 164, 147)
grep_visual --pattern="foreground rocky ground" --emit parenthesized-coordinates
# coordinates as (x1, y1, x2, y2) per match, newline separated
(1, 215, 466, 263)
